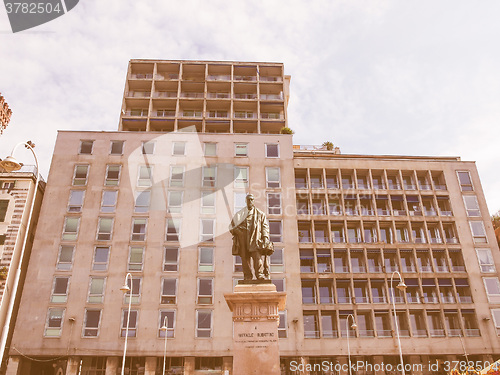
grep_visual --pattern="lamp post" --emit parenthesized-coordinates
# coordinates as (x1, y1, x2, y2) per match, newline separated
(0, 141, 40, 365)
(120, 273, 133, 375)
(390, 271, 407, 375)
(346, 313, 357, 375)
(161, 316, 169, 375)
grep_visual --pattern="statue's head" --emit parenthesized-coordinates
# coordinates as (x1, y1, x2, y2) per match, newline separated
(246, 194, 255, 209)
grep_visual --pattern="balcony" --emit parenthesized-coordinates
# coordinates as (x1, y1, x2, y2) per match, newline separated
(377, 209, 390, 216)
(332, 236, 346, 243)
(419, 184, 432, 190)
(334, 266, 349, 273)
(376, 330, 392, 337)
(124, 109, 148, 117)
(358, 329, 375, 337)
(260, 112, 283, 120)
(207, 111, 229, 118)
(154, 110, 176, 117)
(126, 91, 151, 98)
(409, 210, 423, 217)
(424, 210, 437, 217)
(322, 330, 338, 338)
(154, 91, 177, 98)
(407, 296, 420, 303)
(419, 266, 433, 272)
(404, 184, 417, 190)
(180, 92, 204, 99)
(465, 329, 480, 337)
(130, 73, 153, 79)
(207, 74, 231, 81)
(260, 93, 283, 100)
(368, 266, 383, 273)
(458, 296, 473, 303)
(446, 237, 459, 244)
(372, 296, 387, 303)
(337, 296, 351, 303)
(260, 76, 282, 82)
(304, 330, 320, 339)
(154, 73, 179, 80)
(392, 209, 407, 216)
(423, 296, 439, 303)
(360, 209, 375, 216)
(447, 329, 462, 337)
(234, 112, 256, 119)
(440, 210, 453, 216)
(434, 184, 447, 190)
(393, 296, 405, 303)
(234, 93, 257, 100)
(234, 75, 257, 81)
(429, 329, 446, 337)
(435, 265, 449, 273)
(181, 111, 203, 118)
(351, 266, 366, 273)
(413, 329, 427, 337)
(207, 92, 231, 99)
(451, 265, 465, 272)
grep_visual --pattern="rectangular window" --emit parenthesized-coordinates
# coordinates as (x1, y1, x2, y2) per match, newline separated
(234, 256, 243, 273)
(121, 310, 138, 337)
(235, 143, 248, 157)
(196, 309, 212, 338)
(204, 143, 217, 157)
(202, 166, 216, 187)
(161, 279, 177, 304)
(267, 193, 281, 215)
(79, 140, 94, 154)
(134, 190, 150, 213)
(470, 221, 487, 243)
(234, 167, 249, 188)
(172, 142, 186, 156)
(124, 277, 141, 304)
(491, 309, 500, 336)
(170, 166, 184, 187)
(165, 191, 182, 213)
(476, 248, 496, 273)
(131, 218, 147, 241)
(234, 192, 246, 212)
(201, 191, 216, 215)
(199, 247, 214, 272)
(97, 217, 113, 241)
(272, 278, 285, 292)
(101, 190, 118, 213)
(266, 167, 280, 189)
(457, 171, 473, 191)
(56, 245, 74, 271)
(83, 310, 101, 337)
(128, 246, 144, 271)
(0, 234, 5, 245)
(142, 141, 155, 155)
(67, 190, 85, 213)
(269, 220, 282, 243)
(62, 217, 80, 240)
(51, 276, 69, 303)
(92, 246, 110, 271)
(45, 308, 65, 337)
(200, 219, 215, 242)
(166, 219, 181, 241)
(278, 311, 287, 338)
(463, 196, 481, 217)
(110, 140, 124, 155)
(484, 277, 500, 303)
(138, 165, 153, 187)
(265, 143, 279, 158)
(0, 200, 8, 222)
(159, 310, 175, 338)
(164, 247, 179, 272)
(270, 247, 284, 273)
(105, 165, 121, 186)
(88, 277, 106, 303)
(198, 278, 213, 304)
(73, 165, 89, 186)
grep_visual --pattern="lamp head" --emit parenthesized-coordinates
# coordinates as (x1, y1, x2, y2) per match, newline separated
(351, 322, 358, 329)
(0, 156, 23, 172)
(396, 281, 407, 291)
(119, 284, 131, 293)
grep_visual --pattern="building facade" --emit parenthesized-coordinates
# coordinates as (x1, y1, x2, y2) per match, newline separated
(6, 60, 500, 375)
(0, 93, 13, 135)
(0, 167, 44, 372)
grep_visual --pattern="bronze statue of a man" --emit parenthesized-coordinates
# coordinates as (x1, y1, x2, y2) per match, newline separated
(229, 194, 274, 280)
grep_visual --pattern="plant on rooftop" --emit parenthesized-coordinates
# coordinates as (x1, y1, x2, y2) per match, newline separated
(322, 141, 334, 151)
(280, 126, 294, 134)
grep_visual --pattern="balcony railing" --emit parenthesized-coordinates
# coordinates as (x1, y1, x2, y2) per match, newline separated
(407, 296, 420, 303)
(154, 73, 179, 80)
(234, 75, 257, 81)
(368, 266, 383, 273)
(465, 329, 480, 337)
(207, 74, 231, 81)
(429, 329, 446, 337)
(317, 264, 332, 273)
(180, 92, 204, 99)
(360, 209, 375, 216)
(334, 266, 349, 273)
(358, 329, 375, 337)
(322, 330, 338, 338)
(260, 93, 283, 100)
(419, 184, 432, 190)
(332, 236, 346, 243)
(392, 209, 407, 216)
(413, 329, 427, 337)
(435, 265, 449, 272)
(458, 296, 473, 303)
(130, 73, 153, 79)
(446, 237, 459, 244)
(234, 93, 257, 99)
(419, 265, 433, 272)
(181, 111, 203, 118)
(372, 296, 387, 303)
(434, 184, 447, 190)
(207, 92, 231, 99)
(126, 91, 151, 98)
(424, 210, 437, 216)
(234, 112, 256, 119)
(451, 265, 465, 272)
(377, 209, 390, 216)
(304, 330, 320, 339)
(260, 76, 282, 82)
(337, 296, 351, 303)
(441, 296, 455, 303)
(376, 330, 392, 337)
(124, 110, 148, 117)
(423, 296, 439, 303)
(351, 266, 366, 273)
(154, 110, 176, 117)
(260, 112, 282, 120)
(440, 210, 453, 216)
(207, 111, 229, 118)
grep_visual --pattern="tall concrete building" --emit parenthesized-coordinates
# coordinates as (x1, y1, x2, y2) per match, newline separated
(6, 60, 500, 375)
(0, 93, 13, 135)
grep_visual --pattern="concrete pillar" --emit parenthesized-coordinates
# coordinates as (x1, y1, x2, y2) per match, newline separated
(5, 356, 21, 375)
(106, 357, 119, 375)
(145, 357, 157, 375)
(222, 356, 232, 374)
(66, 357, 80, 375)
(372, 356, 385, 375)
(184, 357, 195, 375)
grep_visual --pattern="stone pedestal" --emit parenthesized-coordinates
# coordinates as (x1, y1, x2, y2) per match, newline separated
(224, 283, 286, 375)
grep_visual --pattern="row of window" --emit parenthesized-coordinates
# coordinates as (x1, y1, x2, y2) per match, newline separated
(299, 248, 468, 274)
(56, 245, 285, 274)
(72, 163, 280, 190)
(295, 168, 448, 192)
(300, 277, 473, 305)
(302, 308, 480, 339)
(61, 216, 284, 244)
(45, 307, 287, 339)
(296, 193, 455, 218)
(79, 139, 280, 158)
(298, 220, 461, 245)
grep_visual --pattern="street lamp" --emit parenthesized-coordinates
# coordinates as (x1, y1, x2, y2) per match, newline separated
(346, 314, 357, 375)
(120, 273, 133, 375)
(161, 316, 169, 375)
(390, 271, 407, 375)
(0, 141, 40, 364)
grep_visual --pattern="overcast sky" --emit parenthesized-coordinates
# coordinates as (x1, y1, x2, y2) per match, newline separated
(1, 0, 499, 214)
